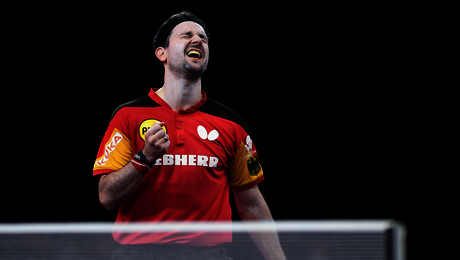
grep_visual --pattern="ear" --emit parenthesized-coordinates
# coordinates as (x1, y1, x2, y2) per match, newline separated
(155, 47, 167, 62)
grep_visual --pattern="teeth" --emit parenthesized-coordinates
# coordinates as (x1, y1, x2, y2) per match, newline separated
(187, 50, 201, 58)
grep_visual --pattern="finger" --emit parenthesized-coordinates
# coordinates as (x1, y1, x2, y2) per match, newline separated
(145, 122, 165, 138)
(153, 128, 166, 139)
(162, 139, 170, 151)
(148, 122, 163, 133)
(149, 129, 166, 146)
(145, 128, 163, 144)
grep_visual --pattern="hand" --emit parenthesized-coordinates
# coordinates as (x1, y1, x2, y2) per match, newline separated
(142, 122, 170, 162)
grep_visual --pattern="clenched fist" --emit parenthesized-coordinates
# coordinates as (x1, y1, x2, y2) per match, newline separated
(142, 122, 170, 163)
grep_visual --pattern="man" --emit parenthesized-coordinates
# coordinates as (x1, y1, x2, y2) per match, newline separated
(93, 11, 286, 260)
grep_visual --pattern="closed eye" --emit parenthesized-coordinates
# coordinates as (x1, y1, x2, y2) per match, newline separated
(180, 32, 192, 39)
(197, 33, 208, 43)
(179, 31, 208, 43)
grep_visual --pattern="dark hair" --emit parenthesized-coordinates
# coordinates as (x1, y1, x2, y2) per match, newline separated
(153, 11, 209, 50)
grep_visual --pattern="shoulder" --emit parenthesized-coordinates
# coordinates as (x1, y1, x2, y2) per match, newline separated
(199, 98, 252, 135)
(108, 95, 161, 124)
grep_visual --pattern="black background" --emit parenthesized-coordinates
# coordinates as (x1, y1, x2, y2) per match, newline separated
(3, 3, 442, 260)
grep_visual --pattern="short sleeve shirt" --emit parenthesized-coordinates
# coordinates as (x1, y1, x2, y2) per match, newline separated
(93, 88, 264, 245)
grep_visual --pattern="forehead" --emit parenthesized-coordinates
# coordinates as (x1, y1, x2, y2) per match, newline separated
(171, 21, 206, 36)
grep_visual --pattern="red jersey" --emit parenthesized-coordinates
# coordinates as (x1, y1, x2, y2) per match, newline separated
(93, 88, 264, 246)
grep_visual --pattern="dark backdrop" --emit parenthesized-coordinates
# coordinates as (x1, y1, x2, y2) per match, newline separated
(3, 3, 429, 260)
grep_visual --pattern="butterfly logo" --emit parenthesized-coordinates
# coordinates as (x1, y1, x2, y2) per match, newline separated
(197, 125, 219, 141)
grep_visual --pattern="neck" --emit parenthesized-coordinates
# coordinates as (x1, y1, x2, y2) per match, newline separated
(156, 69, 203, 111)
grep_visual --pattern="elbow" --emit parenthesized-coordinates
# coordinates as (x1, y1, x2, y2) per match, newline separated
(98, 174, 118, 211)
(99, 191, 117, 211)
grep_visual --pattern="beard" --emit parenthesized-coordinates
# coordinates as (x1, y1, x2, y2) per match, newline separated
(169, 55, 207, 80)
(182, 59, 205, 75)
(167, 47, 207, 80)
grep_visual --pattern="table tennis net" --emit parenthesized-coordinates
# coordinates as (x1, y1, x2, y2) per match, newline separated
(0, 220, 405, 260)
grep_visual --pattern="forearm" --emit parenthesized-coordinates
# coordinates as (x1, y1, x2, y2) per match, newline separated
(98, 162, 145, 210)
(247, 226, 286, 260)
(235, 190, 286, 260)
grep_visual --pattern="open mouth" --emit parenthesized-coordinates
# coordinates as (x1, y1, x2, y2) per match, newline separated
(186, 50, 202, 59)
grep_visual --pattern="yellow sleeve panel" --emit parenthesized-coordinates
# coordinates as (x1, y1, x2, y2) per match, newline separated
(228, 141, 264, 191)
(93, 127, 132, 174)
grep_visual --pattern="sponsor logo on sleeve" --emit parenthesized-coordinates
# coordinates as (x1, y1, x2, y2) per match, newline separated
(95, 132, 124, 166)
(245, 135, 256, 154)
(244, 135, 261, 176)
(247, 155, 261, 176)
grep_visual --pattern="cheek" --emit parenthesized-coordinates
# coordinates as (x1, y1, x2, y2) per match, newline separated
(204, 47, 210, 62)
(168, 44, 186, 60)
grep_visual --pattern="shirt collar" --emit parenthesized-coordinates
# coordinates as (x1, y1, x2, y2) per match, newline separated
(148, 88, 207, 113)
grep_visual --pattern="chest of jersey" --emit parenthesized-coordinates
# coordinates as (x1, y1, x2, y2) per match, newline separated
(126, 106, 238, 171)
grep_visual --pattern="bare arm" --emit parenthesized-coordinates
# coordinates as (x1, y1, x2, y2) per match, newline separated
(234, 186, 286, 260)
(98, 163, 145, 210)
(98, 122, 170, 210)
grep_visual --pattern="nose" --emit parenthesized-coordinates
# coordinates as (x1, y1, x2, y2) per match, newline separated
(191, 34, 202, 45)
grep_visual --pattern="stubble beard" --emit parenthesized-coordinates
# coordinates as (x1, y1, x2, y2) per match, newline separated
(172, 57, 206, 81)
